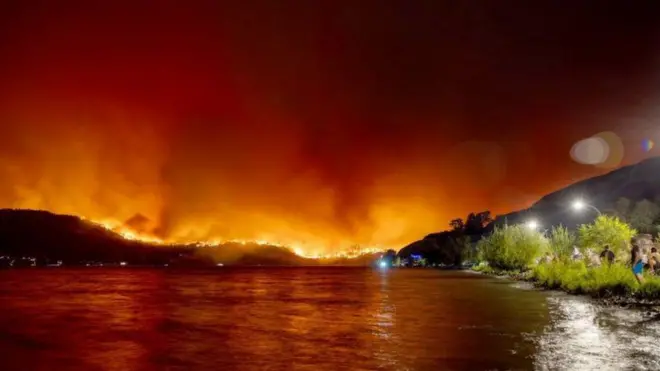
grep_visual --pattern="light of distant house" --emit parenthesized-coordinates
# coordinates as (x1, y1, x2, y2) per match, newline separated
(120, 262, 127, 266)
(217, 263, 224, 267)
(379, 261, 388, 268)
(526, 220, 538, 230)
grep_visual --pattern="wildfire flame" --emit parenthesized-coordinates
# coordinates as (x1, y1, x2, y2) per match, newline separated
(86, 218, 387, 259)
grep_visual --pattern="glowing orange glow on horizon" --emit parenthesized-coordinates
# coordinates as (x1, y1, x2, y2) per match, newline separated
(87, 218, 387, 259)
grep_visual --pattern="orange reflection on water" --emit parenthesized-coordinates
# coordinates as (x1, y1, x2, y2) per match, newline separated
(0, 270, 167, 371)
(0, 268, 560, 370)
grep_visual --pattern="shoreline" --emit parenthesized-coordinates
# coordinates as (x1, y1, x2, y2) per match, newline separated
(471, 267, 660, 310)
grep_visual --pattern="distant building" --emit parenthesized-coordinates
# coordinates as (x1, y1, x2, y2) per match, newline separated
(410, 254, 426, 267)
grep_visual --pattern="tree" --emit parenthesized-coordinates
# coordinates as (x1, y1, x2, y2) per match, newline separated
(449, 218, 464, 231)
(578, 215, 637, 261)
(453, 235, 475, 264)
(610, 197, 632, 222)
(464, 211, 492, 235)
(628, 199, 660, 235)
(445, 234, 472, 266)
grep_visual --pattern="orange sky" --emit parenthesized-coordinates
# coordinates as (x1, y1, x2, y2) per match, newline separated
(1, 1, 660, 253)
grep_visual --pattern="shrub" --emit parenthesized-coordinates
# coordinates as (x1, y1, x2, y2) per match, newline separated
(472, 263, 493, 274)
(578, 215, 636, 262)
(547, 225, 575, 261)
(477, 225, 548, 271)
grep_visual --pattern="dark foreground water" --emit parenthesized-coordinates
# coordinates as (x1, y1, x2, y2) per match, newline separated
(0, 268, 659, 371)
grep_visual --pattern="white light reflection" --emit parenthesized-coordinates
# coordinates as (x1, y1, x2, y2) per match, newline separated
(535, 295, 660, 370)
(371, 270, 402, 369)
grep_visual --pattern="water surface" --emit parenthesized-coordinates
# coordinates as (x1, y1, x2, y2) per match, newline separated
(0, 268, 658, 370)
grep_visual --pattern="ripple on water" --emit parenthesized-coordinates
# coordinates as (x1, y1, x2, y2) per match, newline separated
(533, 295, 660, 371)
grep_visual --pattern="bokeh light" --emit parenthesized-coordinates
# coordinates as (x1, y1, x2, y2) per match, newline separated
(570, 131, 623, 168)
(570, 137, 609, 165)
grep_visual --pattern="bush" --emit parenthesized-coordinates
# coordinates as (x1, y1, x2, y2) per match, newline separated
(477, 225, 548, 271)
(472, 263, 494, 274)
(548, 225, 575, 261)
(578, 215, 636, 262)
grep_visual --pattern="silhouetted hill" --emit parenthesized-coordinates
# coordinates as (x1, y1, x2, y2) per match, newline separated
(489, 156, 660, 230)
(194, 243, 315, 266)
(398, 239, 438, 258)
(0, 209, 189, 265)
(0, 209, 380, 266)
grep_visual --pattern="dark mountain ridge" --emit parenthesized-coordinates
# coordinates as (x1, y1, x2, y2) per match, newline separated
(490, 156, 660, 230)
(0, 209, 188, 265)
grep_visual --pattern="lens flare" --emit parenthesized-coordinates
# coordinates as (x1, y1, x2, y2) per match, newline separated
(570, 131, 623, 168)
(570, 137, 609, 165)
(642, 138, 654, 152)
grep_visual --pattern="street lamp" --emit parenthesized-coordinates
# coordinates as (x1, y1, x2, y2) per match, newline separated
(526, 220, 539, 230)
(572, 200, 602, 216)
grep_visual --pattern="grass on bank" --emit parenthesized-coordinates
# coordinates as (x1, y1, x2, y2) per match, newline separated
(531, 261, 660, 300)
(472, 263, 527, 278)
(474, 261, 660, 300)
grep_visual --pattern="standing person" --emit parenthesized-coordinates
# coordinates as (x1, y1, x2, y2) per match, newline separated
(631, 242, 645, 284)
(649, 247, 659, 275)
(571, 246, 582, 261)
(600, 245, 615, 265)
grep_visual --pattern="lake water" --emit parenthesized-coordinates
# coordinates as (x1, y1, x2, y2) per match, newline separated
(0, 268, 659, 371)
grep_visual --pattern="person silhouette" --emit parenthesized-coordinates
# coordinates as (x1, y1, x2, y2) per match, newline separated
(631, 241, 645, 284)
(600, 245, 615, 264)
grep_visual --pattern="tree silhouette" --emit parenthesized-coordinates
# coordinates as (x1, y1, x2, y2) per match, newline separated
(629, 199, 660, 234)
(464, 211, 492, 235)
(449, 218, 464, 231)
(449, 211, 491, 234)
(610, 197, 632, 222)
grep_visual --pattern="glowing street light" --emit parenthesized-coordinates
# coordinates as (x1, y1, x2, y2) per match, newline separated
(379, 260, 389, 268)
(572, 200, 602, 215)
(526, 220, 539, 230)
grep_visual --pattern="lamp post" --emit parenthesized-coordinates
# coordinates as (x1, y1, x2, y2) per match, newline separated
(572, 200, 602, 216)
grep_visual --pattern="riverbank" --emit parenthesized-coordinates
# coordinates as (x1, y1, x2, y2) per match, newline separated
(473, 262, 660, 308)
